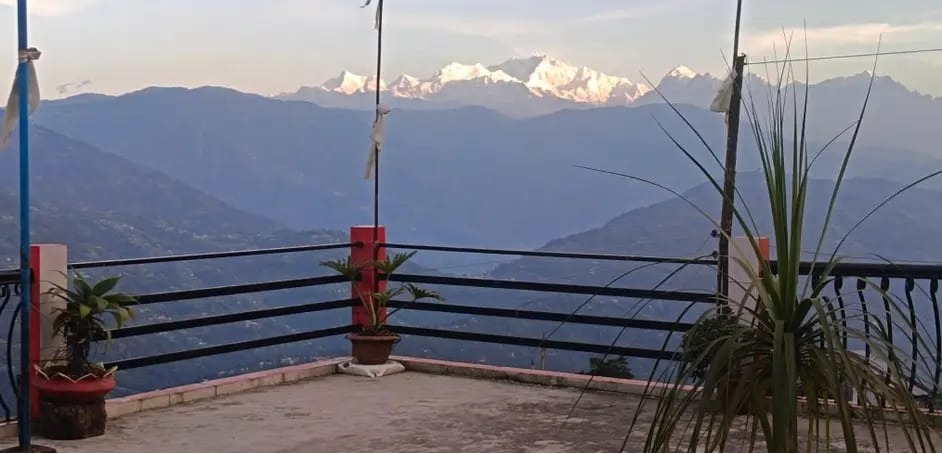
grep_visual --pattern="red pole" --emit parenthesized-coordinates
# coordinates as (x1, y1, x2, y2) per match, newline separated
(350, 226, 386, 328)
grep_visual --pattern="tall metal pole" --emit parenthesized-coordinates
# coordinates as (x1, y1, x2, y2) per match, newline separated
(730, 0, 743, 64)
(717, 0, 745, 300)
(373, 0, 383, 236)
(716, 55, 746, 300)
(372, 0, 384, 290)
(16, 0, 33, 449)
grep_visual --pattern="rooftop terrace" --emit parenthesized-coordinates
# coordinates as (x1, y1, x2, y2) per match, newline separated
(3, 357, 934, 453)
(1, 237, 941, 452)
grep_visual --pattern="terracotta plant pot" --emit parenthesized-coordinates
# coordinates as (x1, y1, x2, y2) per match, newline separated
(34, 374, 116, 440)
(347, 333, 400, 365)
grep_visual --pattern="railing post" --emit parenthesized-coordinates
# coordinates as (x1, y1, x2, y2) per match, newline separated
(727, 236, 769, 319)
(350, 226, 386, 329)
(28, 244, 67, 417)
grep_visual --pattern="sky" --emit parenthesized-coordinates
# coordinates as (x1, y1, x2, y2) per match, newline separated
(0, 0, 941, 99)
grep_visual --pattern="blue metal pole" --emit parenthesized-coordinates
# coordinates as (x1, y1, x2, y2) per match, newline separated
(16, 0, 32, 449)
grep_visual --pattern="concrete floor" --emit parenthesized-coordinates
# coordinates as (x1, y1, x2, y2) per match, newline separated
(11, 372, 941, 452)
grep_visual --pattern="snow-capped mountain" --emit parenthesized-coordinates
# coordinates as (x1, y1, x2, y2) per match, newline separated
(489, 55, 652, 103)
(278, 55, 709, 117)
(320, 71, 386, 95)
(389, 74, 421, 98)
(632, 65, 721, 108)
(666, 65, 698, 79)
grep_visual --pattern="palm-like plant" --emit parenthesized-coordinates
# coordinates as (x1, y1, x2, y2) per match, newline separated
(323, 251, 444, 335)
(47, 273, 136, 377)
(585, 51, 941, 451)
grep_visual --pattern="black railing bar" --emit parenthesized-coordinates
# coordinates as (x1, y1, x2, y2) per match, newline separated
(106, 324, 357, 370)
(0, 270, 17, 282)
(99, 299, 356, 340)
(69, 242, 354, 269)
(387, 325, 679, 360)
(134, 275, 347, 305)
(387, 300, 694, 332)
(388, 273, 715, 303)
(770, 260, 942, 279)
(381, 243, 717, 265)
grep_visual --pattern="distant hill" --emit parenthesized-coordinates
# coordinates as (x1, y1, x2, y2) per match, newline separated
(30, 86, 942, 262)
(32, 88, 712, 251)
(0, 128, 353, 397)
(0, 126, 279, 262)
(401, 174, 942, 375)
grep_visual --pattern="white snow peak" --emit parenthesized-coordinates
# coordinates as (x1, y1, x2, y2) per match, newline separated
(389, 74, 421, 98)
(489, 55, 650, 103)
(434, 62, 515, 84)
(320, 71, 386, 94)
(666, 65, 698, 79)
(312, 55, 659, 105)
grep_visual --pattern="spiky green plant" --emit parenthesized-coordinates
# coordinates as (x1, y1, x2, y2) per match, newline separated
(323, 251, 444, 335)
(582, 49, 941, 451)
(47, 273, 136, 377)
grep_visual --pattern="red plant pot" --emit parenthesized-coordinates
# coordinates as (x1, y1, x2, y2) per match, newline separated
(34, 374, 116, 440)
(34, 374, 116, 403)
(347, 333, 400, 365)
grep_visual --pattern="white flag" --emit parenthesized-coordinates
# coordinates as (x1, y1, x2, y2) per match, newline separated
(365, 104, 391, 179)
(710, 68, 736, 114)
(0, 48, 41, 151)
(360, 0, 381, 30)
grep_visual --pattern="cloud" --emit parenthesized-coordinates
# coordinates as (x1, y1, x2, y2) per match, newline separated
(744, 22, 942, 55)
(0, 0, 99, 16)
(394, 1, 689, 43)
(576, 0, 689, 24)
(56, 79, 92, 95)
(393, 13, 541, 41)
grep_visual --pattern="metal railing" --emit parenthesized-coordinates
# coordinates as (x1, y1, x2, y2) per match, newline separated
(0, 243, 357, 421)
(379, 242, 717, 362)
(0, 271, 21, 422)
(74, 241, 718, 373)
(69, 243, 355, 371)
(6, 240, 939, 414)
(772, 259, 942, 408)
(70, 241, 717, 377)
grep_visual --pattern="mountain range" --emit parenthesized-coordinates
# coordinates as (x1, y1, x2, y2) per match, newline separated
(278, 55, 658, 117)
(24, 82, 942, 266)
(279, 54, 942, 158)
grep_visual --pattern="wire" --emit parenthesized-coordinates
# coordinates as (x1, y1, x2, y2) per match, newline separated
(746, 46, 942, 65)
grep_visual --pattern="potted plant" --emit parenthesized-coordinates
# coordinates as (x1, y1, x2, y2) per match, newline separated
(323, 251, 443, 365)
(594, 50, 941, 451)
(682, 312, 734, 381)
(681, 311, 753, 415)
(35, 273, 136, 440)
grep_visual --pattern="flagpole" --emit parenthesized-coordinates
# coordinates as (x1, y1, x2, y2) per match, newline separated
(16, 0, 33, 449)
(372, 0, 384, 290)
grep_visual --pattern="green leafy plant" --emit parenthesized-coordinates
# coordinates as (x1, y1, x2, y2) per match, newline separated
(581, 355, 635, 380)
(323, 251, 444, 336)
(681, 311, 744, 380)
(581, 49, 941, 451)
(46, 273, 136, 377)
